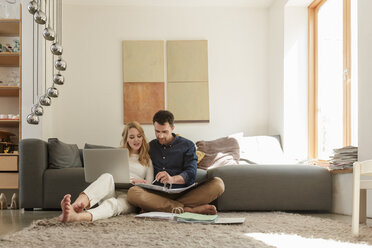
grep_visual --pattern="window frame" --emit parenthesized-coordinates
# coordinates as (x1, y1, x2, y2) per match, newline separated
(308, 0, 351, 159)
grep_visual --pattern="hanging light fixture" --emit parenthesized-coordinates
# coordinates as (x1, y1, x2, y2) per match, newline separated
(33, 0, 46, 25)
(27, 0, 66, 125)
(54, 0, 66, 73)
(27, 0, 37, 14)
(27, 114, 39, 124)
(42, 0, 55, 41)
(55, 58, 66, 71)
(50, 42, 62, 55)
(27, 19, 40, 124)
(31, 104, 44, 116)
(47, 86, 59, 98)
(53, 72, 64, 85)
(50, 0, 63, 57)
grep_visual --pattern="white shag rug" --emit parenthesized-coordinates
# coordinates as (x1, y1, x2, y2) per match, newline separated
(1, 212, 372, 248)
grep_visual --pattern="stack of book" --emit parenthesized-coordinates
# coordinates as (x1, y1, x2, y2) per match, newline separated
(329, 146, 358, 170)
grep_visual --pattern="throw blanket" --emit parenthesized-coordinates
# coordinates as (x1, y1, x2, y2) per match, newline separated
(196, 137, 240, 170)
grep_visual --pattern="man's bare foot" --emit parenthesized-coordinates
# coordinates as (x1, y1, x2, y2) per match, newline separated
(184, 204, 217, 215)
(71, 193, 90, 213)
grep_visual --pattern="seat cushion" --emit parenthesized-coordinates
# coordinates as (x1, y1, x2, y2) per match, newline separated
(43, 168, 89, 208)
(208, 164, 332, 211)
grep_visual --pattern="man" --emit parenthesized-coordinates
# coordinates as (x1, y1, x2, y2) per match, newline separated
(127, 110, 225, 214)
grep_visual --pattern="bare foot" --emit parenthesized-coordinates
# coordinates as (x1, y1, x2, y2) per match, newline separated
(71, 193, 90, 213)
(184, 204, 217, 215)
(57, 194, 80, 222)
(58, 194, 71, 222)
(57, 194, 93, 223)
(63, 205, 81, 222)
(72, 202, 85, 213)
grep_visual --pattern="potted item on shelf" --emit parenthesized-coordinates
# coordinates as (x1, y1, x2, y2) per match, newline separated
(13, 40, 19, 52)
(0, 130, 16, 153)
(4, 44, 13, 52)
(1, 43, 8, 52)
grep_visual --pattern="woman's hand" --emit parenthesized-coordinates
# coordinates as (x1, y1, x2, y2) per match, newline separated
(131, 178, 148, 184)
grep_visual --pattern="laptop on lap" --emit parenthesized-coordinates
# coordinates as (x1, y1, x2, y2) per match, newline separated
(83, 148, 131, 188)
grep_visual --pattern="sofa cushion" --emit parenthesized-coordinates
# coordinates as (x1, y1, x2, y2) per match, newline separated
(48, 138, 82, 169)
(237, 135, 296, 164)
(196, 137, 240, 170)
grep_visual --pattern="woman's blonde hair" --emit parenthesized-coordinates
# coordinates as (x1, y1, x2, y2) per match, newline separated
(121, 121, 150, 166)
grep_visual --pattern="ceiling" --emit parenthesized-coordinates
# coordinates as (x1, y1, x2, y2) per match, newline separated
(63, 0, 276, 8)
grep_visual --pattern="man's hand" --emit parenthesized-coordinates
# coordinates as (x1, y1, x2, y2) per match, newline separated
(131, 178, 148, 184)
(155, 171, 173, 184)
(155, 171, 185, 184)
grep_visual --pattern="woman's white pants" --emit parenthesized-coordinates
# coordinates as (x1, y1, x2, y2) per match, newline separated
(83, 173, 135, 221)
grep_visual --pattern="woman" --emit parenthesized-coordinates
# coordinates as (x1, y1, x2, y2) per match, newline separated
(58, 121, 153, 222)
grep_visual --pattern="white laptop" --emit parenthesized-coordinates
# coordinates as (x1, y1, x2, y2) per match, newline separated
(83, 148, 131, 188)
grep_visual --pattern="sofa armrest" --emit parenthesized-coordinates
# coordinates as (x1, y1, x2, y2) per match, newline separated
(19, 139, 48, 209)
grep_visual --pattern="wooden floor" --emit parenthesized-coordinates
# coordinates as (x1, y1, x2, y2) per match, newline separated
(0, 209, 60, 237)
(0, 209, 370, 238)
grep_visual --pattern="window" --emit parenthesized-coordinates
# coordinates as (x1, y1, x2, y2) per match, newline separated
(308, 0, 356, 159)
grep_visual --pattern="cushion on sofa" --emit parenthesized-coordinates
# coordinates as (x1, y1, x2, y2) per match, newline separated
(237, 135, 296, 164)
(48, 138, 82, 169)
(196, 137, 240, 170)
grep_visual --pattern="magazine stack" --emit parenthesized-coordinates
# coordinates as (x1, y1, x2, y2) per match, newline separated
(329, 146, 358, 170)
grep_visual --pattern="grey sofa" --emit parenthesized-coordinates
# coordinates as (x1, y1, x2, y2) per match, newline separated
(19, 138, 332, 211)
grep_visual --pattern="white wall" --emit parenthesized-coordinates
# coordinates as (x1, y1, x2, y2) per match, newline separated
(283, 6, 308, 160)
(268, 0, 308, 160)
(357, 0, 372, 216)
(268, 0, 287, 140)
(43, 4, 270, 147)
(358, 3, 372, 161)
(332, 0, 372, 217)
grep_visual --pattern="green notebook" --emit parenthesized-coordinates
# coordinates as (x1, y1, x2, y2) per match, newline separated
(175, 212, 218, 223)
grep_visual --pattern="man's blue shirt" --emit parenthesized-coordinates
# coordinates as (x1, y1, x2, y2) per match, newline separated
(149, 134, 197, 188)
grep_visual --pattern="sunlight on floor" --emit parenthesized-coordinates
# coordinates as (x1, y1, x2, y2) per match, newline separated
(244, 233, 372, 248)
